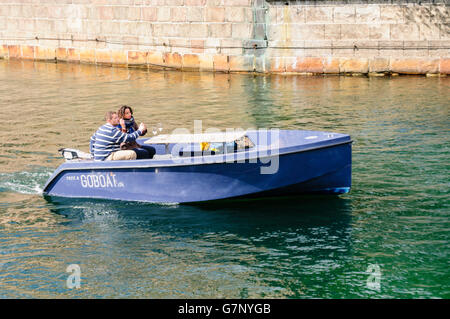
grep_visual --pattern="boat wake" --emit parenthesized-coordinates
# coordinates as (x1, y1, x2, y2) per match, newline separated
(0, 169, 53, 195)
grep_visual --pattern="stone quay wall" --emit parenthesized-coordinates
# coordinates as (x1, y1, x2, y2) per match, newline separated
(0, 0, 448, 75)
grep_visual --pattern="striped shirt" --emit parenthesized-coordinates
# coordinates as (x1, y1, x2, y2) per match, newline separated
(90, 123, 142, 161)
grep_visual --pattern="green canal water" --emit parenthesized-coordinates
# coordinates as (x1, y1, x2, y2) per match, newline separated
(0, 60, 448, 298)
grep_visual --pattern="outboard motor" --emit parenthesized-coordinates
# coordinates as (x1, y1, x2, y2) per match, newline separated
(59, 148, 93, 161)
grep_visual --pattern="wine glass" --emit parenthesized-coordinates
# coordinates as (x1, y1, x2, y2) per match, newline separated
(157, 122, 163, 133)
(152, 127, 158, 136)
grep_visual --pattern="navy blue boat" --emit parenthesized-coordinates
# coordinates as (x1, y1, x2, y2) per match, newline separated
(43, 130, 352, 203)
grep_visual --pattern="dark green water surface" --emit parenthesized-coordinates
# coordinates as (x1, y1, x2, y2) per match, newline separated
(0, 60, 448, 298)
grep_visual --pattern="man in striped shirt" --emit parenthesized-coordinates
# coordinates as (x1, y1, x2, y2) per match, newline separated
(90, 111, 147, 161)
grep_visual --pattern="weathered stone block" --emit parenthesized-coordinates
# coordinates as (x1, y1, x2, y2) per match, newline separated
(418, 58, 440, 73)
(157, 7, 171, 22)
(227, 0, 252, 6)
(403, 41, 429, 57)
(440, 23, 450, 39)
(267, 24, 284, 42)
(99, 6, 114, 20)
(164, 52, 182, 69)
(272, 7, 283, 25)
(331, 40, 357, 57)
(48, 5, 66, 19)
(340, 58, 369, 73)
(340, 24, 370, 40)
(135, 22, 152, 37)
(8, 5, 22, 18)
(113, 6, 128, 20)
(128, 50, 147, 65)
(280, 57, 295, 74)
(95, 49, 112, 64)
(390, 58, 418, 74)
(33, 5, 49, 19)
(253, 23, 266, 40)
(86, 19, 101, 35)
(35, 19, 54, 33)
(220, 39, 243, 56)
(440, 58, 450, 74)
(121, 36, 140, 51)
(390, 58, 440, 74)
(147, 51, 164, 68)
(166, 0, 184, 5)
(226, 7, 245, 23)
(369, 57, 389, 72)
(352, 41, 378, 58)
(369, 24, 390, 40)
(204, 38, 220, 54)
(380, 5, 404, 23)
(291, 24, 325, 41)
(189, 23, 208, 38)
(232, 23, 252, 39)
(185, 0, 207, 5)
(209, 23, 232, 38)
(111, 50, 127, 66)
(323, 57, 340, 73)
(101, 21, 121, 35)
(142, 7, 157, 21)
(199, 54, 214, 71)
(53, 19, 67, 33)
(128, 7, 141, 21)
(20, 46, 34, 59)
(0, 45, 9, 58)
(229, 55, 253, 72)
(171, 7, 187, 22)
(182, 54, 200, 70)
(268, 56, 285, 73)
(378, 40, 404, 53)
(333, 6, 355, 24)
(305, 6, 333, 24)
(187, 40, 203, 55)
(291, 57, 323, 73)
(206, 0, 224, 6)
(67, 48, 80, 62)
(304, 40, 332, 57)
(325, 24, 341, 40)
(79, 48, 96, 63)
(35, 46, 56, 61)
(187, 7, 204, 22)
(169, 38, 190, 54)
(390, 24, 420, 41)
(213, 54, 229, 72)
(206, 7, 225, 22)
(355, 5, 380, 23)
(289, 7, 305, 24)
(419, 23, 441, 41)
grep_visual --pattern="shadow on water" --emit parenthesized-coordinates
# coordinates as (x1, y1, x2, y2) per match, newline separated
(43, 195, 353, 241)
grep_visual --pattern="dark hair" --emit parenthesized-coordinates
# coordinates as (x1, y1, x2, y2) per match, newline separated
(104, 111, 116, 121)
(117, 105, 133, 119)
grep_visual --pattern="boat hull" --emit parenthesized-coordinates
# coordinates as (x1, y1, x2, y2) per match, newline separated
(43, 142, 351, 203)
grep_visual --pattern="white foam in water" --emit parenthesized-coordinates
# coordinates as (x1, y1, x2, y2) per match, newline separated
(0, 170, 52, 195)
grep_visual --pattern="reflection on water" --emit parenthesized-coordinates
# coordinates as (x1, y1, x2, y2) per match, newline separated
(0, 60, 449, 298)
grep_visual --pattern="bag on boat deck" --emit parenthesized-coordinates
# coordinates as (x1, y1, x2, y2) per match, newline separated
(120, 141, 141, 150)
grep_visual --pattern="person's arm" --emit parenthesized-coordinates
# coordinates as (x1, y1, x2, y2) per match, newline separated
(132, 121, 139, 132)
(112, 126, 143, 144)
(89, 133, 96, 154)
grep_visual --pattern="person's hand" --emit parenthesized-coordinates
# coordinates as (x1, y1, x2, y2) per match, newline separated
(119, 118, 126, 132)
(139, 123, 147, 135)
